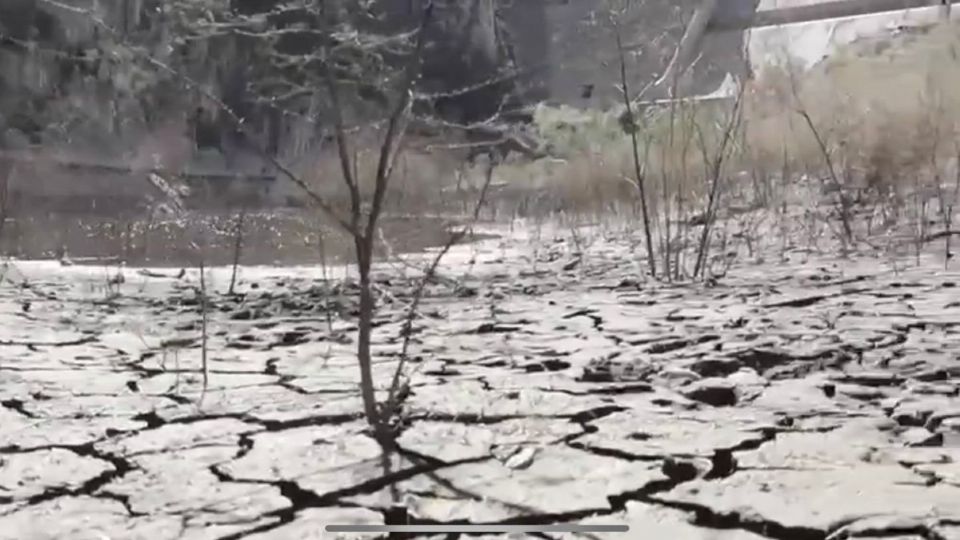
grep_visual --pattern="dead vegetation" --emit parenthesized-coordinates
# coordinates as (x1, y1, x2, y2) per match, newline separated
(3, 3, 960, 538)
(5, 10, 960, 426)
(482, 19, 960, 281)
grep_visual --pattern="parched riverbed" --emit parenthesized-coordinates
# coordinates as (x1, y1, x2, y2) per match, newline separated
(1, 222, 960, 540)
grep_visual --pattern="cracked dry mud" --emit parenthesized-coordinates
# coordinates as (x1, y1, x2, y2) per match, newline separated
(2, 227, 960, 540)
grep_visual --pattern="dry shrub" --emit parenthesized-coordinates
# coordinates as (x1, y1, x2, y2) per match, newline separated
(538, 151, 635, 214)
(498, 21, 960, 224)
(292, 128, 462, 216)
(493, 98, 736, 218)
(744, 22, 960, 199)
(533, 105, 649, 215)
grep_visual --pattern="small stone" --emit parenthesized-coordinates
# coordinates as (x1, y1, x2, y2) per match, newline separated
(504, 447, 538, 470)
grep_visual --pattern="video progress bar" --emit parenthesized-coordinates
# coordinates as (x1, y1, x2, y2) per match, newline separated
(325, 524, 629, 533)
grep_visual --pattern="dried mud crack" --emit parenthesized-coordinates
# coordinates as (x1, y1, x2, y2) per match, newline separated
(638, 496, 827, 540)
(0, 442, 139, 517)
(3, 231, 960, 538)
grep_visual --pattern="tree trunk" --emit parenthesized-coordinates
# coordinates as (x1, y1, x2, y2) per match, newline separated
(499, 0, 549, 102)
(656, 0, 720, 96)
(0, 156, 12, 242)
(418, 0, 508, 123)
(354, 235, 381, 429)
(464, 0, 499, 69)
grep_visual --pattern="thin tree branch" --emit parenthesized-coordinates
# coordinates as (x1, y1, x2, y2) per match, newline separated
(367, 2, 436, 241)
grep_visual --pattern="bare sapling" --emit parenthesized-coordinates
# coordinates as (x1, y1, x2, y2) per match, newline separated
(383, 159, 497, 425)
(318, 5, 437, 447)
(317, 227, 335, 344)
(161, 0, 434, 439)
(659, 13, 694, 282)
(786, 64, 855, 253)
(146, 172, 210, 402)
(692, 84, 745, 280)
(949, 147, 960, 264)
(925, 147, 960, 267)
(228, 207, 245, 295)
(941, 146, 960, 266)
(912, 121, 932, 267)
(777, 146, 791, 260)
(669, 100, 702, 280)
(566, 214, 585, 266)
(916, 190, 929, 266)
(52, 0, 513, 448)
(922, 85, 960, 268)
(0, 157, 13, 252)
(659, 120, 675, 280)
(614, 22, 657, 278)
(673, 105, 699, 280)
(198, 256, 209, 403)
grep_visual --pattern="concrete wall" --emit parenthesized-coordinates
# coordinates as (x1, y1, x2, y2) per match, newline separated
(501, 0, 758, 108)
(515, 0, 958, 106)
(748, 1, 958, 72)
